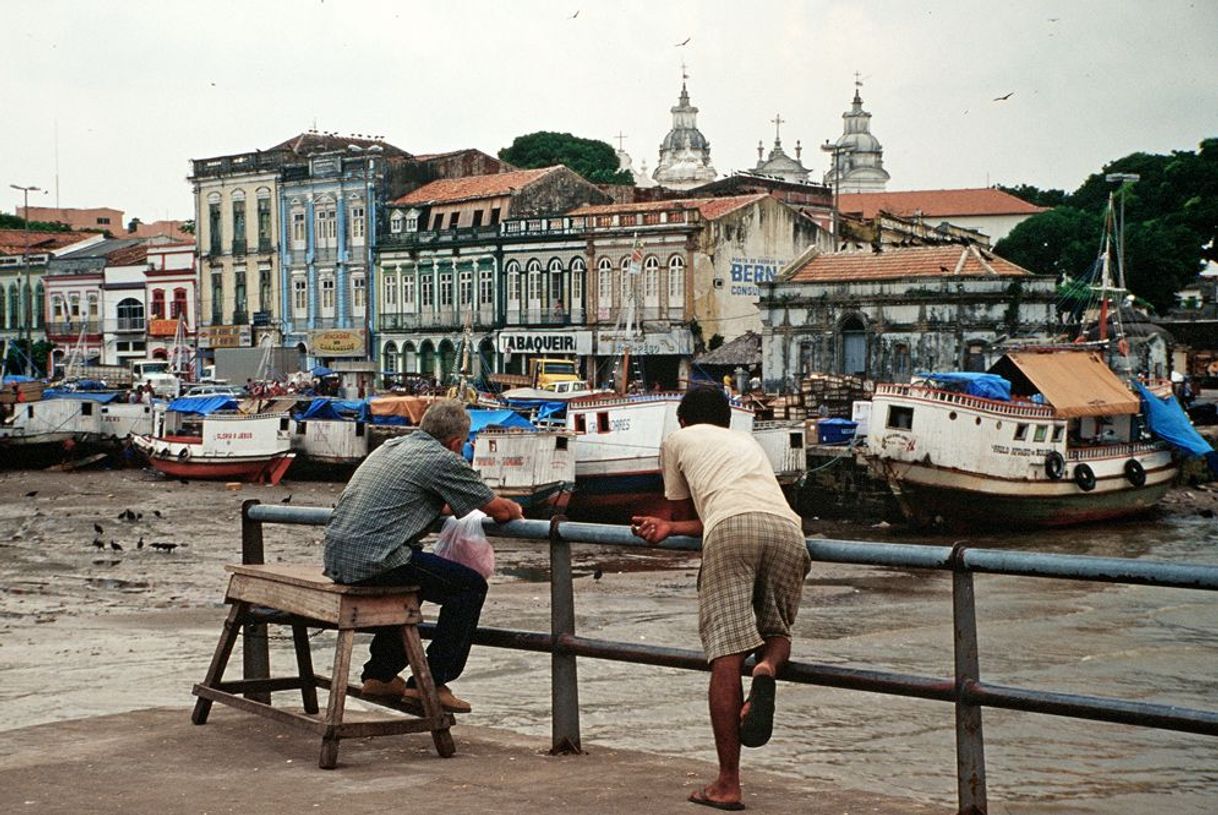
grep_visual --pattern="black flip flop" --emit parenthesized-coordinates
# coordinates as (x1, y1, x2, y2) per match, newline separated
(739, 674, 776, 748)
(688, 788, 746, 811)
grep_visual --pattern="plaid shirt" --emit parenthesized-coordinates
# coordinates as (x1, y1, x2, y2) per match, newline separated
(323, 430, 495, 583)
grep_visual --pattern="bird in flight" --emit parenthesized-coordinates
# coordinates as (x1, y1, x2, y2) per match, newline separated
(993, 91, 1014, 101)
(569, 10, 579, 19)
(675, 37, 691, 47)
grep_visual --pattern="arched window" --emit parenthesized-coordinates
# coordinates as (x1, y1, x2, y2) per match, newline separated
(619, 256, 634, 307)
(117, 297, 145, 331)
(548, 258, 564, 311)
(667, 254, 685, 307)
(151, 289, 166, 319)
(383, 341, 399, 374)
(597, 257, 613, 312)
(403, 341, 417, 374)
(570, 258, 586, 316)
(419, 340, 435, 377)
(439, 339, 456, 380)
(506, 260, 521, 314)
(840, 316, 866, 376)
(51, 294, 64, 322)
(390, 211, 404, 233)
(643, 255, 660, 308)
(526, 259, 542, 310)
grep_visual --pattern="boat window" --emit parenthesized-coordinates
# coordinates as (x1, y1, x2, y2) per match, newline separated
(788, 432, 803, 449)
(574, 414, 586, 433)
(27, 405, 34, 418)
(948, 411, 957, 421)
(280, 417, 290, 432)
(355, 422, 365, 438)
(81, 402, 94, 416)
(1033, 425, 1048, 442)
(1052, 426, 1064, 442)
(886, 405, 913, 430)
(487, 440, 497, 452)
(597, 412, 610, 433)
(296, 421, 307, 435)
(1014, 423, 1028, 441)
(556, 436, 569, 450)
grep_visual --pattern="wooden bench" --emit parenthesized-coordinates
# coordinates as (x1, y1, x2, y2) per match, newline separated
(191, 564, 455, 769)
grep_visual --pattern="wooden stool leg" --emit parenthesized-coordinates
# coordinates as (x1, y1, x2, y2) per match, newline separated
(291, 624, 319, 715)
(192, 603, 247, 725)
(319, 628, 354, 769)
(401, 624, 456, 758)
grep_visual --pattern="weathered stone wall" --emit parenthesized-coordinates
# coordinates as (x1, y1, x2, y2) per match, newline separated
(512, 168, 612, 217)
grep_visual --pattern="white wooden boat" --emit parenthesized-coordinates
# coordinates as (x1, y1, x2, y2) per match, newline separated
(472, 427, 576, 517)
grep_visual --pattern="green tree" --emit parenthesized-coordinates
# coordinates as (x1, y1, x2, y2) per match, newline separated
(998, 184, 1068, 208)
(0, 213, 71, 232)
(995, 138, 1217, 314)
(499, 131, 633, 185)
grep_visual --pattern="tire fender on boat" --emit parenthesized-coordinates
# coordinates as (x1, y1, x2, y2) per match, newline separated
(1124, 458, 1146, 487)
(1073, 463, 1097, 492)
(177, 446, 191, 460)
(1044, 451, 1066, 480)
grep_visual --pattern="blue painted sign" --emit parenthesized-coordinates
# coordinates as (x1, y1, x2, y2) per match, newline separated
(729, 258, 781, 296)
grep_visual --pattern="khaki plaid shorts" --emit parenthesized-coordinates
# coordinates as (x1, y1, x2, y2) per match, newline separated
(697, 512, 812, 662)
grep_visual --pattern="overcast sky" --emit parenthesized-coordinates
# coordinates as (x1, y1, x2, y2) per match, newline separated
(3, 0, 1216, 222)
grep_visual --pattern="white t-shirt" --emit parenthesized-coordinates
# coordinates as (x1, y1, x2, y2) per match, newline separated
(660, 423, 802, 536)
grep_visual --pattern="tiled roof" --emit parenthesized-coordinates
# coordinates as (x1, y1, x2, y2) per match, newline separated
(786, 244, 1034, 283)
(106, 244, 148, 266)
(390, 167, 559, 206)
(837, 188, 1047, 219)
(0, 229, 93, 256)
(569, 193, 769, 221)
(266, 133, 411, 158)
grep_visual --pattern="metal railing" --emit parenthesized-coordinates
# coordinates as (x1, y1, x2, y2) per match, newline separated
(238, 501, 1218, 814)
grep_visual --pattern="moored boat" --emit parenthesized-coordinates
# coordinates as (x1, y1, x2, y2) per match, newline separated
(864, 350, 1178, 529)
(132, 396, 295, 485)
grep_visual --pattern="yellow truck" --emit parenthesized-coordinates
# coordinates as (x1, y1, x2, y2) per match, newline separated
(488, 358, 582, 390)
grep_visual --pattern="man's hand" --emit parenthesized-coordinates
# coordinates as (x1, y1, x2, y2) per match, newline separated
(483, 495, 525, 524)
(631, 515, 672, 544)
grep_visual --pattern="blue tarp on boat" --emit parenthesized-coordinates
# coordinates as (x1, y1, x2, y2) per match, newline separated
(310, 365, 335, 377)
(919, 372, 1012, 401)
(502, 398, 568, 421)
(296, 398, 368, 422)
(2, 374, 36, 384)
(42, 389, 122, 404)
(1136, 382, 1215, 459)
(167, 395, 238, 415)
(467, 408, 537, 435)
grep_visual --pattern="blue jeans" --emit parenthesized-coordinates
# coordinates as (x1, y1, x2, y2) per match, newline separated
(357, 549, 488, 687)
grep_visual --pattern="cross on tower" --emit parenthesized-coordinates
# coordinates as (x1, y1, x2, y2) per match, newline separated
(681, 61, 689, 82)
(615, 131, 628, 151)
(854, 70, 863, 88)
(772, 113, 785, 142)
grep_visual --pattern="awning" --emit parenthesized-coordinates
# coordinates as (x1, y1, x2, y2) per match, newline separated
(989, 351, 1139, 418)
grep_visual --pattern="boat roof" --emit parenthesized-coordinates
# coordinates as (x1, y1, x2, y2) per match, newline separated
(989, 350, 1139, 418)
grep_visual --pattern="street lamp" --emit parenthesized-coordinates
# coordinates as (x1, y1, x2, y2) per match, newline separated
(1104, 172, 1139, 290)
(820, 141, 855, 249)
(10, 184, 44, 376)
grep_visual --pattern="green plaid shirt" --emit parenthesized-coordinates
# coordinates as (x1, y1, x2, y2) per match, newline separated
(323, 430, 495, 583)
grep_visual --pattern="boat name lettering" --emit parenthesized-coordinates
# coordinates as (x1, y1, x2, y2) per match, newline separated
(215, 432, 254, 440)
(502, 456, 524, 467)
(610, 418, 630, 432)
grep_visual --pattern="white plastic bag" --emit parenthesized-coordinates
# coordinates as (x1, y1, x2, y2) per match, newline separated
(433, 510, 495, 578)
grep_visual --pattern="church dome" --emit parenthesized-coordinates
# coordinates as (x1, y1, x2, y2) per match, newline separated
(836, 131, 881, 153)
(653, 77, 717, 189)
(662, 127, 710, 152)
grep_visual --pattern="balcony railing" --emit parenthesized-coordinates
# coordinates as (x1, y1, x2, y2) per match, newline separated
(257, 237, 273, 253)
(378, 225, 500, 248)
(378, 308, 496, 331)
(190, 150, 293, 179)
(113, 317, 146, 332)
(46, 320, 102, 337)
(505, 308, 575, 327)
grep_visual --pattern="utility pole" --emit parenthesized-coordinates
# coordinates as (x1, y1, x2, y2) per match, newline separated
(820, 142, 854, 249)
(10, 184, 44, 376)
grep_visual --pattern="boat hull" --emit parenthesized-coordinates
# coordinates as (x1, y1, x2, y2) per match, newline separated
(144, 450, 296, 485)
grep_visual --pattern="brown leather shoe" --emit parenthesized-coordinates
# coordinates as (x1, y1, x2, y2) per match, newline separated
(403, 684, 472, 713)
(359, 676, 407, 698)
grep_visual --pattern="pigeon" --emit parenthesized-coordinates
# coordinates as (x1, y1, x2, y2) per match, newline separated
(593, 568, 604, 581)
(137, 536, 145, 549)
(110, 540, 123, 551)
(178, 478, 190, 485)
(25, 490, 38, 497)
(92, 539, 105, 549)
(94, 522, 104, 535)
(153, 510, 162, 518)
(282, 494, 293, 503)
(136, 512, 143, 521)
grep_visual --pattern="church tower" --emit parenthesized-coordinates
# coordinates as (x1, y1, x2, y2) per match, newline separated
(652, 68, 717, 189)
(824, 77, 890, 193)
(751, 114, 810, 183)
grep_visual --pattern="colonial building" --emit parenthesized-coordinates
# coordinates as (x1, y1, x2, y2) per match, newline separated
(760, 244, 1056, 385)
(836, 188, 1047, 244)
(569, 194, 826, 386)
(18, 205, 192, 241)
(0, 229, 100, 360)
(143, 243, 197, 362)
(652, 78, 718, 189)
(43, 238, 147, 366)
(824, 82, 890, 194)
(375, 166, 610, 382)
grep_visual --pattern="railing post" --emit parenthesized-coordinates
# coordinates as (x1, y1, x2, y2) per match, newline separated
(241, 499, 270, 704)
(548, 515, 582, 754)
(951, 543, 987, 814)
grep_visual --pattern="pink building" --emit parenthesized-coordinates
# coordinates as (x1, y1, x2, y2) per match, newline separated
(19, 205, 192, 242)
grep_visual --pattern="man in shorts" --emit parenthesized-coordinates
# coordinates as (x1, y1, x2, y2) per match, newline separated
(632, 387, 811, 811)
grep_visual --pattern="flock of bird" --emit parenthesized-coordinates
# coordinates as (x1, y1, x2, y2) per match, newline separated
(84, 506, 181, 555)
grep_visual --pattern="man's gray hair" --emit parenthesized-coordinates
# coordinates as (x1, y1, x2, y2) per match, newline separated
(420, 398, 471, 443)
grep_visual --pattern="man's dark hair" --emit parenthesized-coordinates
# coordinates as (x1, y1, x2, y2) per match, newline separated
(677, 386, 731, 428)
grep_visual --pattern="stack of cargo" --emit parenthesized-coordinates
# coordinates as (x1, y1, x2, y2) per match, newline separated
(0, 380, 46, 404)
(800, 373, 868, 418)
